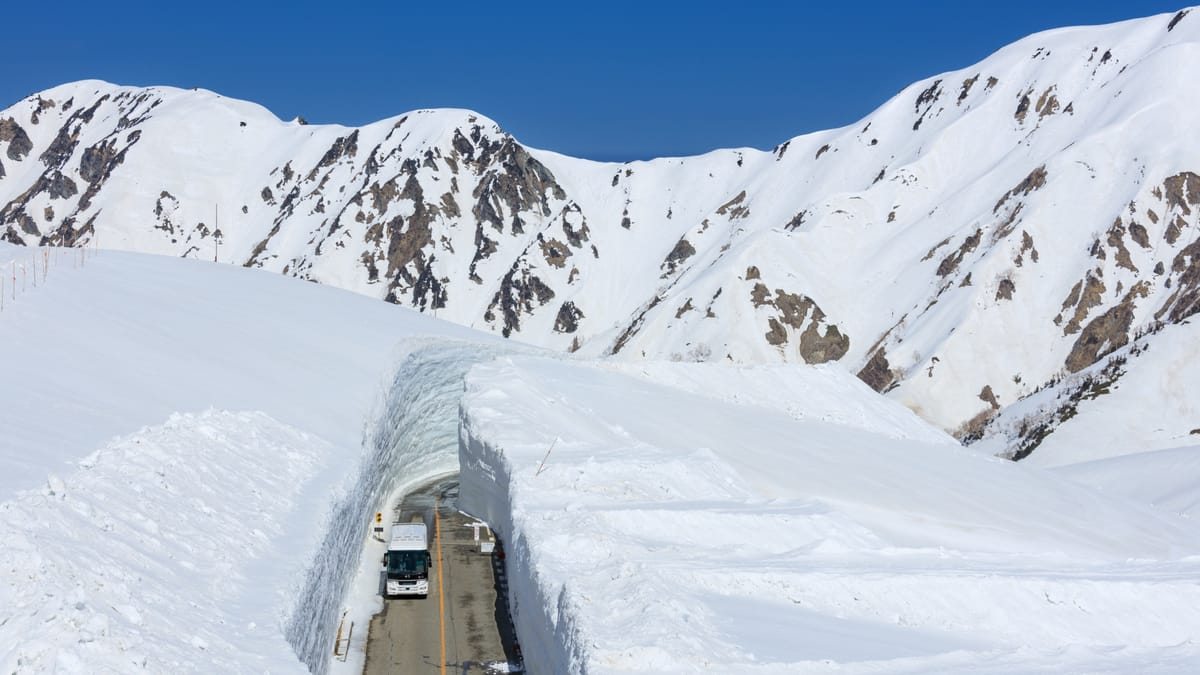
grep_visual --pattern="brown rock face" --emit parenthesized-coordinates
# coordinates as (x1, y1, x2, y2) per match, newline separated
(798, 322, 849, 364)
(554, 301, 584, 333)
(996, 278, 1016, 301)
(486, 266, 556, 338)
(1164, 172, 1200, 215)
(1065, 282, 1149, 372)
(1164, 237, 1200, 322)
(754, 286, 849, 364)
(0, 118, 33, 160)
(539, 237, 572, 269)
(661, 238, 696, 277)
(857, 348, 896, 393)
(1057, 271, 1106, 335)
(936, 229, 982, 277)
(979, 385, 1000, 409)
(994, 165, 1048, 213)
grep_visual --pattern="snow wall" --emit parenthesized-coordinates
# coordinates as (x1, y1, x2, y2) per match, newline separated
(284, 340, 516, 674)
(458, 424, 581, 675)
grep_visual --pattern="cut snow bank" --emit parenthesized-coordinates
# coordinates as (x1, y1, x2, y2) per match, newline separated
(0, 244, 507, 673)
(458, 356, 1200, 673)
(296, 340, 529, 674)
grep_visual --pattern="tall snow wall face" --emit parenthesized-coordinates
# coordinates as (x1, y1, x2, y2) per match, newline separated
(458, 425, 582, 675)
(284, 339, 511, 674)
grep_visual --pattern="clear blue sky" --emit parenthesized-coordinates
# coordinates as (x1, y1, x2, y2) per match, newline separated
(1, 1, 1188, 160)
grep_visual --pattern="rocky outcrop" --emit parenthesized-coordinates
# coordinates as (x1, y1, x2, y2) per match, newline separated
(752, 284, 849, 364)
(1065, 282, 1149, 372)
(6, 8, 1200, 452)
(0, 118, 33, 160)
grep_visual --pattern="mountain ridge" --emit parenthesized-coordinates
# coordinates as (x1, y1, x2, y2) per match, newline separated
(2, 6, 1198, 462)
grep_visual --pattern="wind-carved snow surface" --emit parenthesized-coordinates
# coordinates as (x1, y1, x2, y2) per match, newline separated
(459, 356, 1200, 673)
(0, 411, 330, 673)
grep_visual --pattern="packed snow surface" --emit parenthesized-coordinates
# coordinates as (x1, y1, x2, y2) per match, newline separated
(1, 410, 332, 671)
(459, 355, 1200, 673)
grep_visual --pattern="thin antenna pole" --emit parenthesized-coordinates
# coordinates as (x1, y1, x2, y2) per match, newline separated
(534, 438, 559, 476)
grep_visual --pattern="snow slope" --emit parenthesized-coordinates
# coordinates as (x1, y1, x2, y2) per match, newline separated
(1056, 443, 1200, 516)
(0, 241, 501, 672)
(4, 8, 1200, 458)
(2, 411, 334, 672)
(459, 356, 1200, 673)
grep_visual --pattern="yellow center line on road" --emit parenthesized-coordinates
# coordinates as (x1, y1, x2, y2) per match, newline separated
(436, 497, 446, 675)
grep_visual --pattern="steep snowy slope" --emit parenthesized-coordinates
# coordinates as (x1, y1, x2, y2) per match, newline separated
(978, 317, 1200, 465)
(2, 8, 1199, 457)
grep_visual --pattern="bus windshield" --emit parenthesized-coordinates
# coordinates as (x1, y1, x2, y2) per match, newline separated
(387, 550, 428, 576)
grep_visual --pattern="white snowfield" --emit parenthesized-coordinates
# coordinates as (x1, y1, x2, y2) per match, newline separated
(2, 410, 332, 672)
(0, 242, 505, 673)
(8, 6, 1200, 663)
(459, 356, 1200, 673)
(1, 240, 1199, 673)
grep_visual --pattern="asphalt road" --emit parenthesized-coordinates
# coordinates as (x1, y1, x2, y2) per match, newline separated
(363, 478, 520, 674)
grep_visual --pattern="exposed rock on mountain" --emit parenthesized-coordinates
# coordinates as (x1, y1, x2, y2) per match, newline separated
(3, 8, 1199, 460)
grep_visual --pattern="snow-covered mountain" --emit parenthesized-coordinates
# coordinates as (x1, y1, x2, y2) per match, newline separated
(3, 8, 1199, 459)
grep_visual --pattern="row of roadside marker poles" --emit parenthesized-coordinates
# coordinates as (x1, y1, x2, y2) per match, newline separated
(0, 236, 100, 313)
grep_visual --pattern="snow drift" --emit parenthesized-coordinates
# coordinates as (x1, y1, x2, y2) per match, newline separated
(458, 355, 1200, 673)
(0, 242, 500, 672)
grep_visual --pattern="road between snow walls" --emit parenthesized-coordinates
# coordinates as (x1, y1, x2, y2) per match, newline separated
(290, 339, 525, 675)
